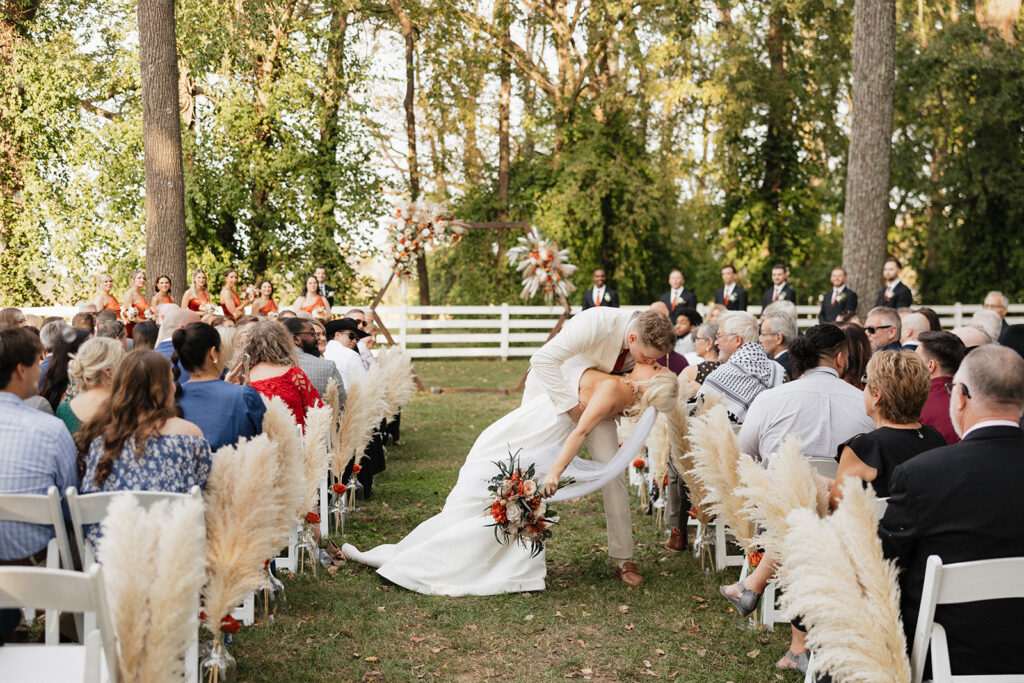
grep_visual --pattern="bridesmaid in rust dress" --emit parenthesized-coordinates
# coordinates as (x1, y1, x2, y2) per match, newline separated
(250, 280, 278, 316)
(92, 273, 121, 317)
(241, 320, 321, 427)
(150, 274, 174, 310)
(220, 269, 247, 322)
(181, 269, 212, 313)
(122, 270, 152, 336)
(292, 275, 330, 320)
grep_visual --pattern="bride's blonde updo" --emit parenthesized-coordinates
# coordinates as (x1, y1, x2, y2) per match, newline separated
(68, 337, 123, 390)
(638, 371, 680, 414)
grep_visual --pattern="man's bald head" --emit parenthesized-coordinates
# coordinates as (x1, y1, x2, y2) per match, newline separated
(952, 326, 992, 349)
(956, 345, 1024, 412)
(157, 307, 200, 343)
(901, 312, 930, 343)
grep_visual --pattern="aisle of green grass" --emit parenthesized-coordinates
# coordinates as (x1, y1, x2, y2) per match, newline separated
(232, 359, 790, 682)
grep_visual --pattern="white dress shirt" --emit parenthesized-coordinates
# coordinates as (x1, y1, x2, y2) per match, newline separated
(738, 366, 874, 462)
(324, 339, 367, 390)
(592, 286, 605, 306)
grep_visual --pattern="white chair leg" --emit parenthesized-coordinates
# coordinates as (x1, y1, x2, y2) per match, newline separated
(230, 592, 255, 626)
(274, 526, 299, 574)
(318, 480, 328, 538)
(760, 582, 777, 630)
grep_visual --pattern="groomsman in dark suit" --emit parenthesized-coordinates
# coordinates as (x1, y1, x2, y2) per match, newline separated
(760, 263, 796, 310)
(581, 269, 619, 309)
(875, 257, 912, 308)
(713, 264, 748, 311)
(819, 267, 859, 322)
(314, 265, 336, 308)
(880, 345, 1024, 678)
(658, 269, 697, 323)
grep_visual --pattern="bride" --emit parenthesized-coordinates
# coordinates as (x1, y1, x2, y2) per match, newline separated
(343, 360, 679, 596)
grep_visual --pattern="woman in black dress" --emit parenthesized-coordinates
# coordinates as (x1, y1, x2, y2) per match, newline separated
(830, 349, 945, 508)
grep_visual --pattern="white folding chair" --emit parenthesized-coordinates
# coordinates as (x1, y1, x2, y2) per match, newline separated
(0, 565, 118, 683)
(0, 486, 76, 635)
(67, 486, 203, 681)
(714, 519, 748, 572)
(808, 458, 839, 479)
(910, 554, 1024, 683)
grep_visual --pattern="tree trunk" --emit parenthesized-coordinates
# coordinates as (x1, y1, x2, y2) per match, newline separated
(842, 0, 895, 316)
(312, 7, 348, 269)
(496, 0, 511, 215)
(138, 0, 187, 300)
(389, 0, 429, 306)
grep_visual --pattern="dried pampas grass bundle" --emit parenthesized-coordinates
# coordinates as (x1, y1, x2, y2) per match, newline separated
(335, 374, 387, 472)
(778, 478, 910, 683)
(98, 493, 206, 682)
(735, 435, 829, 553)
(98, 495, 158, 681)
(262, 397, 305, 521)
(688, 403, 756, 552)
(203, 435, 291, 637)
(301, 404, 333, 512)
(646, 415, 671, 487)
(377, 346, 416, 424)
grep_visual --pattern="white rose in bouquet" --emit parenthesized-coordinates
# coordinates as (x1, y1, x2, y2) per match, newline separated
(505, 503, 522, 524)
(522, 480, 537, 497)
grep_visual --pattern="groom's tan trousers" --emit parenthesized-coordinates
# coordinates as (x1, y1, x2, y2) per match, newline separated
(585, 417, 632, 561)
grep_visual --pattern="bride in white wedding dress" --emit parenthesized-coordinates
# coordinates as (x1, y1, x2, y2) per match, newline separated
(342, 360, 679, 596)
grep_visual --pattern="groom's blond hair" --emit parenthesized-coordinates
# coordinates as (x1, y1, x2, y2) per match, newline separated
(631, 310, 676, 355)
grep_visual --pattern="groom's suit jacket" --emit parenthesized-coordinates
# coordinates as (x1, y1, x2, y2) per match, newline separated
(524, 307, 633, 414)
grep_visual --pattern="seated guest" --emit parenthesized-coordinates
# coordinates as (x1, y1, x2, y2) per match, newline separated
(673, 307, 702, 361)
(915, 306, 942, 332)
(242, 321, 321, 427)
(77, 350, 210, 547)
(310, 319, 328, 356)
(38, 320, 69, 387)
(836, 321, 871, 389)
(681, 320, 721, 394)
(970, 309, 1003, 344)
(173, 322, 265, 451)
(880, 345, 1024, 678)
(96, 319, 127, 350)
(345, 309, 377, 370)
(0, 307, 27, 329)
(914, 331, 967, 445)
(759, 311, 796, 380)
(705, 303, 726, 322)
(56, 337, 123, 434)
(983, 291, 1010, 340)
(831, 350, 943, 508)
(324, 318, 368, 390)
(40, 327, 92, 410)
(725, 324, 874, 671)
(0, 327, 78, 563)
(76, 301, 98, 314)
(899, 311, 930, 350)
(154, 306, 200, 381)
(951, 325, 992, 349)
(131, 320, 158, 351)
(282, 317, 345, 402)
(864, 306, 902, 352)
(696, 312, 783, 423)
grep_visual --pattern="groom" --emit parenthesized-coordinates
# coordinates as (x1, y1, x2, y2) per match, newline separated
(524, 307, 676, 586)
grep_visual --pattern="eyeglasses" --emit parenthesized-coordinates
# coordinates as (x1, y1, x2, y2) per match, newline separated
(945, 382, 971, 398)
(314, 331, 327, 340)
(343, 332, 358, 341)
(864, 325, 893, 334)
(296, 330, 316, 338)
(861, 374, 869, 385)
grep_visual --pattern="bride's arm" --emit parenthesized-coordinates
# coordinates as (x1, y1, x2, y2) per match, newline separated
(541, 387, 621, 497)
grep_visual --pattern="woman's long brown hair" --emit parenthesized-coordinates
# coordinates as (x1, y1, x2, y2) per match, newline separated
(75, 349, 178, 486)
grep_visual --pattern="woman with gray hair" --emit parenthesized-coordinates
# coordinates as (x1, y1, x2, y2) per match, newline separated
(681, 320, 721, 396)
(243, 320, 321, 427)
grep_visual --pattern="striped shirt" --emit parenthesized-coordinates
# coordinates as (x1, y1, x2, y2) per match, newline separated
(0, 391, 78, 560)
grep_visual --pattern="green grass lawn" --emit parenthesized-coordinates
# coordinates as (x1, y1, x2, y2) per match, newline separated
(232, 359, 790, 682)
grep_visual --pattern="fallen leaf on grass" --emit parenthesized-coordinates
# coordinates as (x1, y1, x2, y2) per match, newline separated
(365, 656, 379, 663)
(623, 623, 635, 631)
(618, 605, 629, 613)
(305, 637, 314, 645)
(643, 659, 652, 668)
(746, 649, 760, 659)
(377, 606, 385, 612)
(327, 565, 339, 575)
(696, 648, 707, 657)
(410, 637, 425, 643)
(576, 640, 586, 647)
(555, 611, 566, 618)
(524, 614, 534, 621)
(691, 596, 706, 603)
(655, 648, 665, 656)
(352, 652, 362, 658)
(580, 667, 594, 678)
(467, 624, 478, 630)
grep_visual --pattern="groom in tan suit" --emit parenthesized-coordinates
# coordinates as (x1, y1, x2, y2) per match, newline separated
(523, 307, 675, 586)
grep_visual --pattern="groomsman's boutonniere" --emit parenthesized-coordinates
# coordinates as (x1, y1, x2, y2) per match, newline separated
(778, 291, 787, 301)
(603, 293, 611, 303)
(728, 291, 738, 303)
(884, 290, 892, 301)
(837, 292, 846, 303)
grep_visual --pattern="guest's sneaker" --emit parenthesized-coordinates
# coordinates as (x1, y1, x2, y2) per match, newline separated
(614, 561, 643, 587)
(664, 528, 686, 553)
(719, 580, 761, 616)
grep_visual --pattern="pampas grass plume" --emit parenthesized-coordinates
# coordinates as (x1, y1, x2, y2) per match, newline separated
(138, 495, 206, 682)
(336, 375, 386, 472)
(688, 403, 756, 552)
(778, 478, 910, 683)
(203, 435, 291, 637)
(262, 396, 305, 520)
(98, 494, 159, 682)
(301, 405, 333, 512)
(378, 347, 416, 424)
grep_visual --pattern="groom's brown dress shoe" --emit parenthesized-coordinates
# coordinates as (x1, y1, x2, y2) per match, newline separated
(664, 528, 686, 552)
(615, 562, 643, 587)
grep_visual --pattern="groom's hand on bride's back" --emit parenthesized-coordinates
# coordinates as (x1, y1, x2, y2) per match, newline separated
(566, 403, 585, 423)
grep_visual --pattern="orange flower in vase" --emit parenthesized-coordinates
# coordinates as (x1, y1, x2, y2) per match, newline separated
(332, 483, 347, 496)
(632, 459, 646, 469)
(305, 512, 321, 524)
(351, 463, 362, 474)
(221, 614, 241, 634)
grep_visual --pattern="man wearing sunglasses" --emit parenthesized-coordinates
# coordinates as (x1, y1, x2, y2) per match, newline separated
(324, 318, 368, 390)
(282, 317, 345, 402)
(864, 307, 902, 352)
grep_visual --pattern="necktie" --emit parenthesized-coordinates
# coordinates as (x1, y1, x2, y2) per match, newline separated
(773, 287, 779, 302)
(831, 289, 838, 306)
(594, 288, 602, 307)
(613, 349, 629, 373)
(671, 290, 678, 308)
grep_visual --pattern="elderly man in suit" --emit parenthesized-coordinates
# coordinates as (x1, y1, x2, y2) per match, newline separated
(714, 264, 748, 311)
(880, 345, 1024, 678)
(819, 267, 858, 322)
(761, 264, 796, 309)
(581, 269, 619, 310)
(524, 307, 675, 587)
(875, 257, 913, 308)
(658, 269, 697, 323)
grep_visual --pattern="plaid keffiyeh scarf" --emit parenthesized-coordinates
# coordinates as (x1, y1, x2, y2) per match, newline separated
(699, 343, 783, 422)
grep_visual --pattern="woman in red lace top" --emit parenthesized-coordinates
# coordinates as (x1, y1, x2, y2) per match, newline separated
(241, 320, 321, 427)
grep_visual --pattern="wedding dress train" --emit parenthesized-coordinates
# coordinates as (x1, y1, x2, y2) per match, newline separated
(343, 364, 657, 596)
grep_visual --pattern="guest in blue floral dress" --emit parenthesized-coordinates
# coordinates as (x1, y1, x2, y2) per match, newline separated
(76, 350, 211, 547)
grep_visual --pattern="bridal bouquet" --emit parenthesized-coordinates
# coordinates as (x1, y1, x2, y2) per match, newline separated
(484, 452, 573, 557)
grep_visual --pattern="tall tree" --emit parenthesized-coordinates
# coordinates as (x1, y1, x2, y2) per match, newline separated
(842, 0, 896, 313)
(138, 0, 187, 298)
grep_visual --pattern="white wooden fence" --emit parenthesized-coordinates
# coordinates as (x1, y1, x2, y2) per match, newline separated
(20, 302, 1024, 360)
